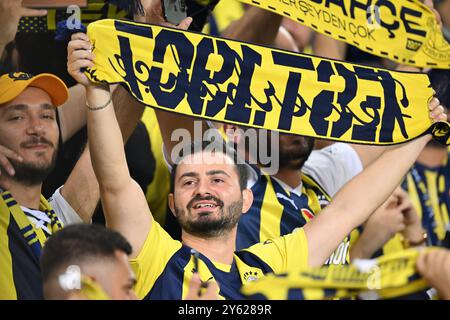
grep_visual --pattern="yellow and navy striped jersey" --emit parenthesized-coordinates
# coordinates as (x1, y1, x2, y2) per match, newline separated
(403, 159, 450, 246)
(350, 155, 450, 258)
(236, 168, 329, 249)
(130, 220, 309, 300)
(0, 191, 62, 299)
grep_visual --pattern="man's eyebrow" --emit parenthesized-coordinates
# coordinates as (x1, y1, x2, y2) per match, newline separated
(206, 170, 231, 177)
(3, 103, 54, 112)
(178, 172, 199, 181)
(40, 103, 55, 110)
(3, 104, 28, 112)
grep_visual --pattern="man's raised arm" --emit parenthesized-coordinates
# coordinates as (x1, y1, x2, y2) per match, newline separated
(67, 33, 152, 258)
(304, 99, 447, 267)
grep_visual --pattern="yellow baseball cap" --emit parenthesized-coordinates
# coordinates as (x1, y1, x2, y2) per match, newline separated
(0, 72, 69, 107)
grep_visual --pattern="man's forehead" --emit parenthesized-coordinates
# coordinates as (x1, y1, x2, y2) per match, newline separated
(3, 87, 53, 108)
(178, 151, 235, 166)
(177, 151, 237, 174)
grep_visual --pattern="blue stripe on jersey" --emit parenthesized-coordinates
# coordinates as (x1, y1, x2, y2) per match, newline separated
(20, 224, 33, 234)
(271, 178, 309, 236)
(236, 175, 267, 250)
(7, 200, 17, 207)
(287, 288, 304, 300)
(7, 217, 43, 299)
(199, 253, 246, 300)
(234, 250, 273, 274)
(2, 193, 12, 200)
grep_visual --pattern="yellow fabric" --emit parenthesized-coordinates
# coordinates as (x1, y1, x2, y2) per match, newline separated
(86, 19, 449, 145)
(0, 200, 16, 300)
(80, 276, 111, 300)
(239, 0, 450, 69)
(202, 0, 246, 34)
(129, 220, 182, 299)
(243, 228, 309, 273)
(242, 247, 435, 300)
(0, 191, 62, 299)
(140, 109, 171, 225)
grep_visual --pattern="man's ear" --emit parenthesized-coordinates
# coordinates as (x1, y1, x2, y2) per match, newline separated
(168, 193, 176, 217)
(241, 188, 254, 214)
(223, 124, 243, 144)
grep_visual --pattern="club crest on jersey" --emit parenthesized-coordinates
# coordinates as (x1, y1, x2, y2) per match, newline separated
(243, 271, 259, 282)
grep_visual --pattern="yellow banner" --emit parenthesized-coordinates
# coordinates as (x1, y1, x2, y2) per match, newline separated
(86, 19, 450, 145)
(239, 0, 450, 69)
(241, 248, 434, 300)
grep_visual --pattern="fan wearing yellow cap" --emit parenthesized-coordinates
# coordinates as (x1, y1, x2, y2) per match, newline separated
(0, 72, 79, 300)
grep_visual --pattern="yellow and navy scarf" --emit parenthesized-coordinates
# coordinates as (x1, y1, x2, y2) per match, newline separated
(0, 190, 62, 257)
(239, 0, 450, 69)
(85, 19, 450, 145)
(241, 247, 435, 300)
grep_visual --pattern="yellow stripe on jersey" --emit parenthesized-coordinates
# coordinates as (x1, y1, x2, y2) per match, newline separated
(129, 221, 182, 299)
(0, 206, 16, 300)
(243, 228, 309, 272)
(181, 256, 224, 300)
(141, 109, 171, 225)
(425, 169, 447, 240)
(259, 177, 285, 241)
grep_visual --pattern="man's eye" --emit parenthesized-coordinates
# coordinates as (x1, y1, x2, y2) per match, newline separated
(183, 180, 195, 186)
(8, 116, 23, 121)
(42, 114, 54, 120)
(212, 178, 224, 184)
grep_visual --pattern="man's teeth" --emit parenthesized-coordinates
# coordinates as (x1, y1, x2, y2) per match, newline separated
(195, 204, 216, 209)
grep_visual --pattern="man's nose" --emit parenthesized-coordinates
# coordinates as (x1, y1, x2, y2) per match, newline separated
(26, 117, 45, 136)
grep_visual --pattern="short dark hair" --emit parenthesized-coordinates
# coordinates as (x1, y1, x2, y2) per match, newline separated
(40, 224, 132, 283)
(170, 140, 249, 192)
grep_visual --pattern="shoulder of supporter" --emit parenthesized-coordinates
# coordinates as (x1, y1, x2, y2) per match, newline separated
(303, 143, 363, 196)
(48, 186, 84, 226)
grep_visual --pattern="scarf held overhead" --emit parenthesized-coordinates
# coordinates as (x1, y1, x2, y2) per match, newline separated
(239, 0, 450, 69)
(86, 19, 450, 145)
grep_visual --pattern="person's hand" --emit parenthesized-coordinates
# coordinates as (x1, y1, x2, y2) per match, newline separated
(364, 194, 407, 246)
(0, 144, 23, 190)
(184, 273, 220, 300)
(394, 187, 425, 246)
(137, 0, 192, 30)
(423, 0, 442, 27)
(417, 249, 450, 300)
(428, 96, 447, 123)
(0, 0, 47, 49)
(67, 33, 95, 88)
(0, 144, 22, 178)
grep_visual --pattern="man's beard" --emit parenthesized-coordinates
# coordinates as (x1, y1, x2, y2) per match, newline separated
(278, 136, 315, 170)
(10, 148, 57, 186)
(175, 195, 243, 238)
